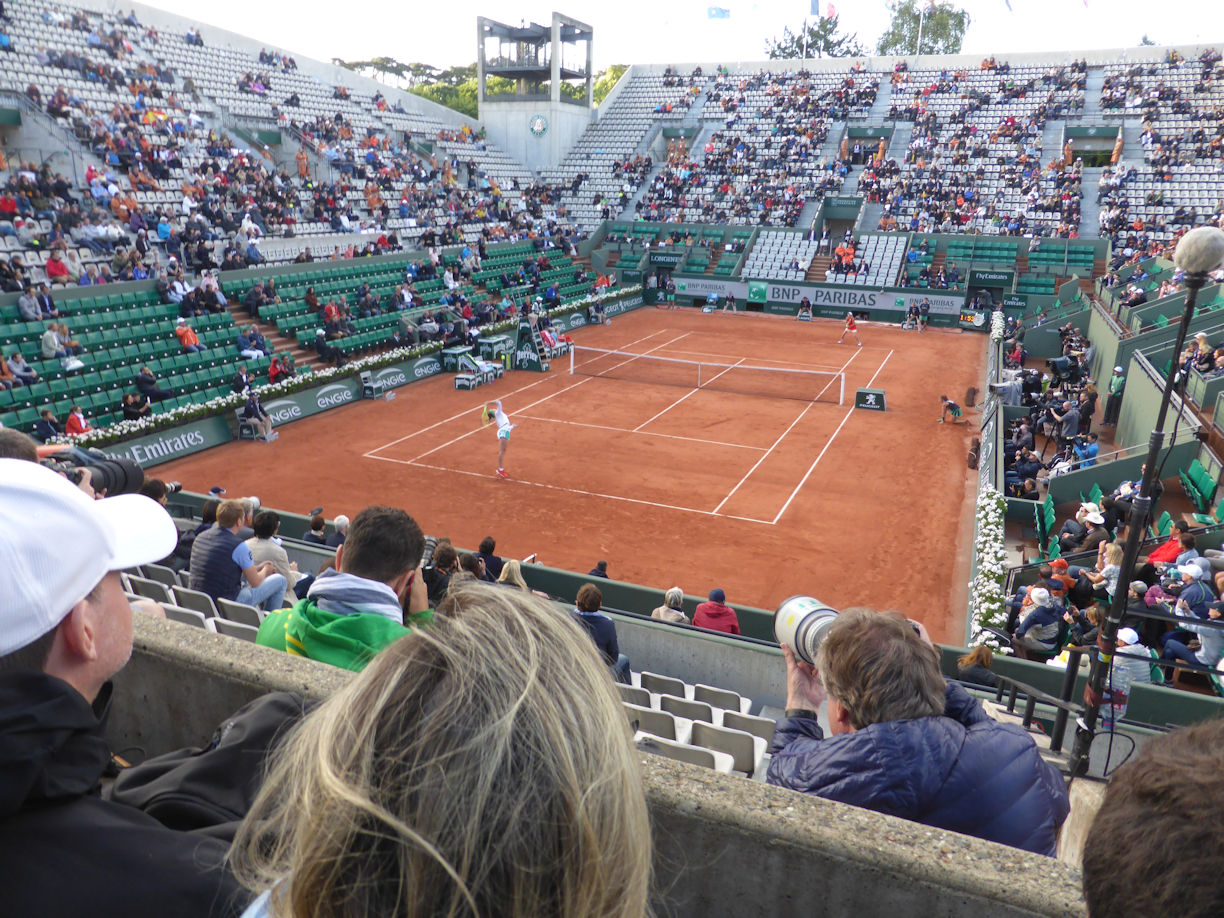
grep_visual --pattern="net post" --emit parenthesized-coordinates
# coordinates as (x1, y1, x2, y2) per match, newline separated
(839, 373, 845, 406)
(569, 346, 574, 375)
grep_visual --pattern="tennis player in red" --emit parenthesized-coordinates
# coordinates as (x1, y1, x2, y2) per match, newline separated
(837, 312, 862, 347)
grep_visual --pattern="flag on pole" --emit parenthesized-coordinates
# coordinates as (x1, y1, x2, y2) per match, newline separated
(1004, 0, 1012, 10)
(826, 2, 837, 17)
(811, 0, 820, 14)
(708, 6, 731, 18)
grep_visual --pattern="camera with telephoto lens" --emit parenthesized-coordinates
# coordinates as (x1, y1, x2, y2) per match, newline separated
(164, 481, 183, 496)
(773, 596, 840, 665)
(39, 445, 144, 496)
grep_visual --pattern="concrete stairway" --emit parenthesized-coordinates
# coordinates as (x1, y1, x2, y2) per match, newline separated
(885, 122, 913, 161)
(1078, 166, 1104, 236)
(225, 301, 325, 372)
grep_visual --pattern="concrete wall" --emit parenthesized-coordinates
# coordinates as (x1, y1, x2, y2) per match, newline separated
(479, 99, 593, 171)
(111, 616, 1087, 918)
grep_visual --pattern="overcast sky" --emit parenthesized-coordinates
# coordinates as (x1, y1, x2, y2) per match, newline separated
(141, 0, 1220, 72)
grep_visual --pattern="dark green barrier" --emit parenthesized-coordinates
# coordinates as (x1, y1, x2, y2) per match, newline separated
(261, 377, 363, 427)
(103, 415, 232, 467)
(520, 562, 776, 641)
(938, 645, 1224, 729)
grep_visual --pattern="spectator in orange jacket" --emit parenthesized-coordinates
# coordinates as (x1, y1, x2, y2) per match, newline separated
(174, 317, 206, 352)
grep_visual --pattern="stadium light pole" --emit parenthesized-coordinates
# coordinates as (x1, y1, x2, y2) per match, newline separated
(1067, 225, 1224, 781)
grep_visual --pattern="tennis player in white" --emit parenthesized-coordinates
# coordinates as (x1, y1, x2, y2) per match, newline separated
(484, 399, 514, 479)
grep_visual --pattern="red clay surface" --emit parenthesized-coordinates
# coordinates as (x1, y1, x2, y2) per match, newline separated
(155, 309, 987, 643)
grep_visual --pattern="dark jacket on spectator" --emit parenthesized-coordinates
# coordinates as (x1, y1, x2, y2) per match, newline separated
(0, 673, 244, 916)
(572, 609, 620, 666)
(767, 682, 1069, 856)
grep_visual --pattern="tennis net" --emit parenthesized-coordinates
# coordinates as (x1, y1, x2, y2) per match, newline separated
(569, 346, 844, 405)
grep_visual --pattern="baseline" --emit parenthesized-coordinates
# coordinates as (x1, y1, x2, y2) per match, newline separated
(771, 349, 895, 524)
(363, 454, 777, 525)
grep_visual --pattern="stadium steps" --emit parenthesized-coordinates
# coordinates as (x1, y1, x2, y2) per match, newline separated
(1119, 118, 1147, 163)
(796, 196, 824, 230)
(1078, 167, 1104, 237)
(804, 255, 831, 284)
(618, 160, 667, 219)
(820, 122, 846, 163)
(885, 122, 913, 161)
(1040, 119, 1065, 163)
(1081, 67, 1106, 119)
(866, 78, 893, 121)
(225, 302, 324, 372)
(857, 201, 884, 233)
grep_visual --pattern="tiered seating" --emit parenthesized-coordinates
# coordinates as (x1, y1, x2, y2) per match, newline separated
(634, 68, 865, 227)
(0, 290, 243, 434)
(1098, 53, 1224, 246)
(621, 670, 776, 778)
(539, 70, 698, 229)
(826, 234, 906, 287)
(876, 63, 1085, 237)
(741, 230, 818, 280)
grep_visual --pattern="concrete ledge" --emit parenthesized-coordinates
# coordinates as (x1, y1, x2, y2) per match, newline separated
(111, 617, 1086, 917)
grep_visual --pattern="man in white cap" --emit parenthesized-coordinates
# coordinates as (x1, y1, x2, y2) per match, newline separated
(1012, 587, 1063, 656)
(1161, 600, 1224, 683)
(1102, 365, 1125, 426)
(1101, 627, 1154, 729)
(0, 459, 244, 915)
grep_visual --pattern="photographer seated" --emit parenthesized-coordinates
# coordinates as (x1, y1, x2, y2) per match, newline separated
(768, 609, 1068, 855)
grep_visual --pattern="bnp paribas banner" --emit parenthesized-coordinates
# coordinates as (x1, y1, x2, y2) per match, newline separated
(103, 415, 233, 468)
(754, 284, 964, 318)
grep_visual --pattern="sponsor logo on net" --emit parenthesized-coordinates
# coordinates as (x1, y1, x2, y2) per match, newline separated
(412, 357, 441, 379)
(263, 398, 303, 424)
(376, 367, 409, 387)
(316, 383, 354, 408)
(569, 314, 586, 328)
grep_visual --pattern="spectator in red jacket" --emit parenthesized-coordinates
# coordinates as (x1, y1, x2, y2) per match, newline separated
(43, 249, 70, 286)
(693, 588, 740, 635)
(63, 404, 92, 436)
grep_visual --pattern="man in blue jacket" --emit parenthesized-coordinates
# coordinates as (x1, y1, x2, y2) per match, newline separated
(768, 609, 1069, 856)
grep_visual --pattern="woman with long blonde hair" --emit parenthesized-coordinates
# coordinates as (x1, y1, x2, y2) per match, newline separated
(233, 582, 652, 918)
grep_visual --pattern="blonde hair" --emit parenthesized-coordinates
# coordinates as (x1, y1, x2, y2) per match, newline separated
(1104, 543, 1124, 567)
(233, 582, 652, 918)
(495, 558, 528, 590)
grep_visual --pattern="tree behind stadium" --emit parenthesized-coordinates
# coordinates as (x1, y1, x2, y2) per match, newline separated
(765, 15, 867, 60)
(875, 1, 970, 57)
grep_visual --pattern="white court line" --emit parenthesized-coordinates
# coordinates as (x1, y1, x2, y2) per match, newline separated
(363, 329, 669, 458)
(514, 412, 766, 451)
(632, 357, 746, 432)
(405, 332, 692, 463)
(771, 348, 895, 524)
(364, 453, 776, 525)
(713, 401, 814, 514)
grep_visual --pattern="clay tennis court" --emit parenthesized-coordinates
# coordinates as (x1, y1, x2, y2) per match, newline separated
(154, 309, 987, 643)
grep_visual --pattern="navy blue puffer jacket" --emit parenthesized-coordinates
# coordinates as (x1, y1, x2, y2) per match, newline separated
(766, 683, 1069, 856)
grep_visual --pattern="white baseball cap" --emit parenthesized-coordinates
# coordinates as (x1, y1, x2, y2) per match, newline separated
(0, 459, 178, 657)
